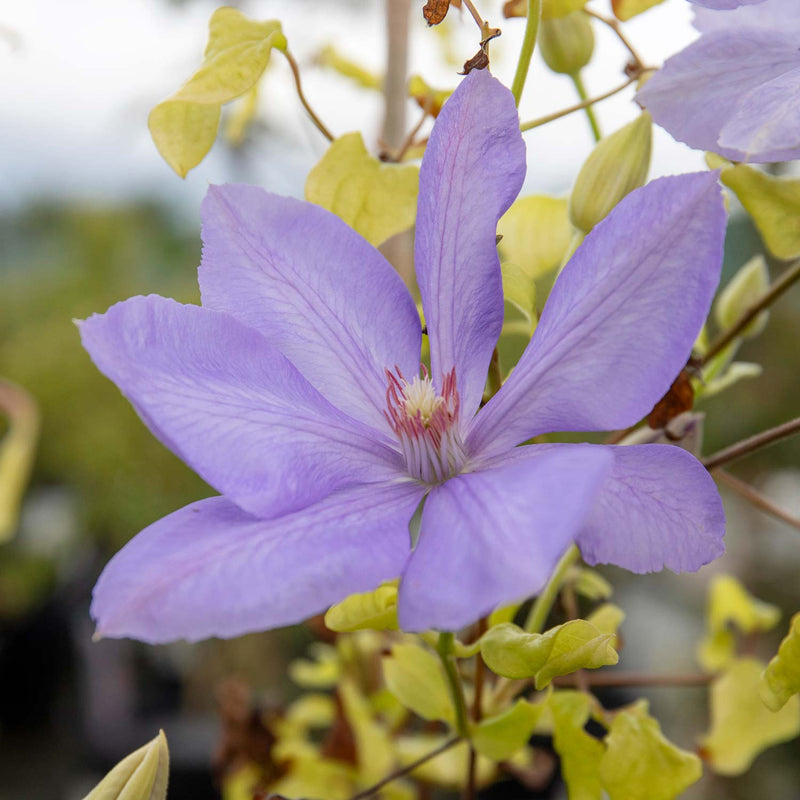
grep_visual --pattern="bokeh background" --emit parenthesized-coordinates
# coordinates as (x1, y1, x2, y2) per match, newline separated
(1, 0, 799, 798)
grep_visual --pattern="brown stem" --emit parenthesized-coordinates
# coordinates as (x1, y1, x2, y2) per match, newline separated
(349, 737, 461, 800)
(520, 76, 638, 132)
(702, 259, 800, 365)
(583, 8, 646, 73)
(553, 671, 712, 689)
(282, 49, 334, 141)
(702, 417, 800, 471)
(390, 100, 433, 163)
(715, 469, 800, 532)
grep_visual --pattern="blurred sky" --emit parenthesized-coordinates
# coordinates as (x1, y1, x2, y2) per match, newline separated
(1, 0, 703, 221)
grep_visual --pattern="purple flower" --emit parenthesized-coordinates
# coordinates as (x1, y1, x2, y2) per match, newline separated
(638, 0, 800, 163)
(80, 70, 726, 643)
(689, 0, 765, 9)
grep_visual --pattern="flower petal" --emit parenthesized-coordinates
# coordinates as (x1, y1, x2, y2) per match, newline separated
(415, 69, 526, 419)
(91, 481, 425, 643)
(718, 67, 800, 163)
(79, 295, 402, 520)
(199, 184, 422, 430)
(690, 0, 766, 8)
(693, 0, 800, 33)
(468, 173, 725, 458)
(397, 444, 613, 632)
(577, 444, 725, 573)
(636, 30, 800, 162)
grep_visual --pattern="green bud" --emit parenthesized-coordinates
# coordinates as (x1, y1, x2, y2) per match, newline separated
(85, 731, 169, 800)
(539, 12, 594, 76)
(714, 254, 770, 339)
(569, 112, 653, 233)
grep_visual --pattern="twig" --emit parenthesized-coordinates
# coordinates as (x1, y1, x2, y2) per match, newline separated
(462, 0, 486, 29)
(702, 259, 800, 365)
(391, 100, 433, 163)
(583, 8, 646, 73)
(281, 49, 334, 141)
(703, 417, 800, 471)
(520, 76, 638, 132)
(715, 469, 800, 532)
(463, 617, 488, 800)
(348, 738, 461, 800)
(553, 671, 712, 689)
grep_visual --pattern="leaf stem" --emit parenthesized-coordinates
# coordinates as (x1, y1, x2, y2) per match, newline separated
(714, 469, 800, 532)
(348, 737, 460, 800)
(511, 0, 543, 106)
(520, 75, 637, 132)
(570, 72, 602, 142)
(281, 49, 334, 142)
(701, 258, 800, 366)
(703, 417, 800, 471)
(462, 0, 486, 30)
(437, 632, 470, 738)
(524, 544, 580, 633)
(582, 8, 646, 73)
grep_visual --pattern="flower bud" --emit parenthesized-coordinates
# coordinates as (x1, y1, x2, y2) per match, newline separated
(715, 254, 770, 339)
(569, 112, 653, 233)
(85, 730, 169, 800)
(539, 12, 594, 76)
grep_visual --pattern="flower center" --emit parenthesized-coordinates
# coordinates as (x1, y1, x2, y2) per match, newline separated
(384, 366, 467, 485)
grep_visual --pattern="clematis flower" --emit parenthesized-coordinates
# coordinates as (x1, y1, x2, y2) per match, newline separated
(689, 0, 765, 9)
(638, 0, 800, 163)
(81, 70, 726, 643)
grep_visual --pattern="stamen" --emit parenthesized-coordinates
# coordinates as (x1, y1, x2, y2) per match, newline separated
(384, 366, 467, 484)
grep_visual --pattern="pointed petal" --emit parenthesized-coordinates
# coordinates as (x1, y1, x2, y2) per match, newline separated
(577, 444, 725, 573)
(415, 69, 526, 418)
(468, 173, 725, 458)
(718, 67, 800, 163)
(79, 296, 402, 520)
(91, 481, 425, 643)
(637, 30, 800, 162)
(397, 445, 612, 632)
(199, 184, 422, 430)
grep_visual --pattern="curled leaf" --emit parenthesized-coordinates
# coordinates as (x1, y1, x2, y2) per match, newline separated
(85, 730, 169, 800)
(761, 612, 800, 712)
(600, 701, 702, 800)
(149, 8, 286, 177)
(480, 621, 618, 688)
(700, 658, 800, 775)
(325, 582, 398, 632)
(305, 132, 419, 247)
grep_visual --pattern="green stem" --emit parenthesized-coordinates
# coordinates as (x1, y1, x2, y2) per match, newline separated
(511, 0, 543, 106)
(437, 632, 470, 738)
(524, 545, 580, 632)
(570, 72, 601, 142)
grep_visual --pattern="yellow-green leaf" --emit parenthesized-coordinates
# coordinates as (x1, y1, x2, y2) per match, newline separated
(149, 9, 286, 177)
(600, 701, 702, 800)
(586, 603, 625, 649)
(502, 261, 537, 323)
(305, 132, 419, 247)
(408, 74, 453, 117)
(701, 361, 762, 399)
(472, 699, 544, 761)
(761, 612, 800, 712)
(288, 642, 340, 688)
(611, 0, 666, 21)
(480, 621, 618, 688)
(270, 757, 355, 800)
(497, 195, 572, 282)
(395, 735, 495, 789)
(0, 380, 39, 542)
(698, 574, 781, 672)
(339, 678, 394, 783)
(224, 85, 260, 148)
(383, 643, 454, 723)
(318, 45, 382, 91)
(325, 582, 398, 632)
(85, 730, 169, 800)
(715, 254, 770, 339)
(549, 691, 604, 800)
(488, 602, 522, 628)
(717, 163, 800, 260)
(572, 568, 613, 601)
(700, 658, 800, 775)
